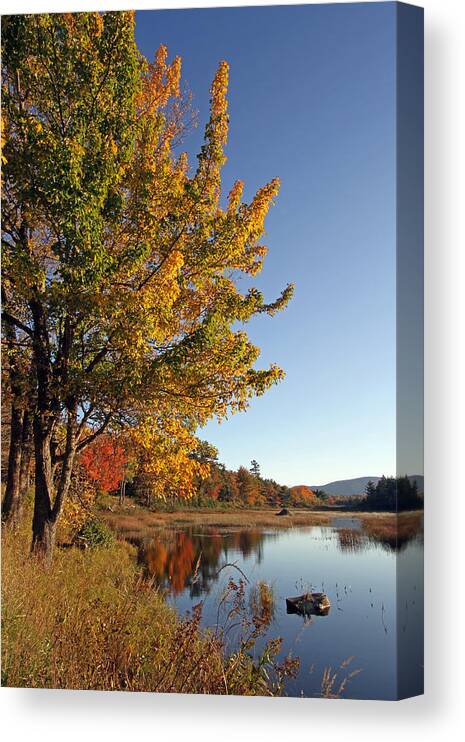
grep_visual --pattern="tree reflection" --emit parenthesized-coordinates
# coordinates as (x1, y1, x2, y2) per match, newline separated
(137, 515, 423, 598)
(138, 528, 273, 596)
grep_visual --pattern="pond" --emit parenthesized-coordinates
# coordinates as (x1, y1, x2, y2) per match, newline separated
(132, 518, 423, 700)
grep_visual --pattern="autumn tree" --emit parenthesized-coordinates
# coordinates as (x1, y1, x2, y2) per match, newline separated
(237, 466, 262, 506)
(217, 470, 240, 504)
(1, 11, 293, 558)
(129, 417, 212, 502)
(189, 439, 219, 503)
(79, 434, 127, 494)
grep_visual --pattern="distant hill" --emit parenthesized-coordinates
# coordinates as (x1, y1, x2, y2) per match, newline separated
(310, 475, 424, 498)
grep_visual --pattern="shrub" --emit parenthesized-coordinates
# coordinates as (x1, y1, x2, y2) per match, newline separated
(75, 518, 114, 549)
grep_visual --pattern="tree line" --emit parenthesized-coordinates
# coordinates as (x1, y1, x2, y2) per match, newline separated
(130, 453, 326, 509)
(363, 476, 423, 511)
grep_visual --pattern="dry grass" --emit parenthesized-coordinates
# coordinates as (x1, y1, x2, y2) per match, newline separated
(1, 522, 290, 695)
(319, 657, 363, 699)
(249, 581, 276, 626)
(101, 506, 339, 541)
(2, 506, 422, 695)
(362, 511, 423, 550)
(102, 503, 423, 543)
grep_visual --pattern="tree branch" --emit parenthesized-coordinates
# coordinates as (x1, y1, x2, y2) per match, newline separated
(1, 310, 34, 339)
(76, 412, 113, 453)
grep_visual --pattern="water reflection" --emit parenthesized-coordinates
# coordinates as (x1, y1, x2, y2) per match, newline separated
(130, 514, 423, 700)
(336, 528, 364, 552)
(137, 528, 276, 596)
(358, 513, 424, 553)
(136, 515, 423, 596)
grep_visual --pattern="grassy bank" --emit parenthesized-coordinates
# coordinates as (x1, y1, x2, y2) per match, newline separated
(2, 506, 422, 694)
(101, 502, 423, 541)
(1, 522, 292, 695)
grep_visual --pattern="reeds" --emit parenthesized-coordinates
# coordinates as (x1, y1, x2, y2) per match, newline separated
(1, 524, 287, 695)
(249, 580, 276, 627)
(319, 657, 362, 699)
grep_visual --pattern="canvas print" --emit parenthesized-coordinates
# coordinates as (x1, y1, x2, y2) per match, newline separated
(1, 2, 423, 700)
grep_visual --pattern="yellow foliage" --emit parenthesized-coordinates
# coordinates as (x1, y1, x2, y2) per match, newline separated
(129, 416, 210, 500)
(228, 180, 244, 213)
(210, 60, 229, 143)
(59, 480, 97, 541)
(2, 14, 293, 524)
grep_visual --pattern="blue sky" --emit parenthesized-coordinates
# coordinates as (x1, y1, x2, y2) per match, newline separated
(135, 3, 397, 486)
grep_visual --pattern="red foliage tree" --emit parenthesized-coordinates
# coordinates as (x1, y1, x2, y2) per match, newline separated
(79, 435, 127, 494)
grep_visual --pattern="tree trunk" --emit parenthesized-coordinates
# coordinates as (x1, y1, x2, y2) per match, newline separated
(2, 402, 24, 524)
(19, 407, 34, 500)
(31, 416, 56, 560)
(2, 313, 28, 525)
(31, 407, 78, 560)
(31, 509, 57, 559)
(29, 298, 78, 560)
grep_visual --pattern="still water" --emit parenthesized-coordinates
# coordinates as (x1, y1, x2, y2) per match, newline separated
(134, 519, 423, 700)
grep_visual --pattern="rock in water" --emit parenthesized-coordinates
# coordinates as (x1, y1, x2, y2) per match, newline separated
(286, 592, 331, 616)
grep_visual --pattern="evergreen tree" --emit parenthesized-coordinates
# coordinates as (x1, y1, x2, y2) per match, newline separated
(365, 480, 377, 500)
(250, 459, 260, 477)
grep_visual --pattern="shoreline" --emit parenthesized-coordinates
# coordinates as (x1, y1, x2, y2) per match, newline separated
(101, 504, 423, 539)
